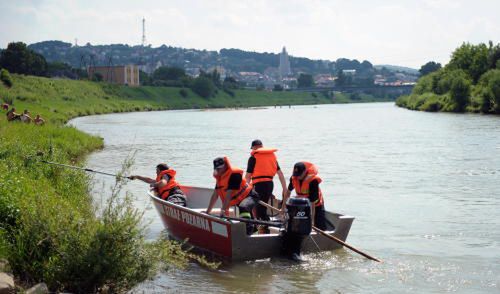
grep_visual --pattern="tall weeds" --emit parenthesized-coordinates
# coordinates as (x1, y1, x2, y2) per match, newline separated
(0, 121, 216, 293)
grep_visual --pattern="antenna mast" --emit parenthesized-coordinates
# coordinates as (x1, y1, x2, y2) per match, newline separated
(142, 17, 146, 47)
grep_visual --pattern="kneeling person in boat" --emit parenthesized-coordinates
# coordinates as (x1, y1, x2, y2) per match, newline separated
(206, 157, 260, 235)
(282, 162, 327, 230)
(129, 163, 186, 206)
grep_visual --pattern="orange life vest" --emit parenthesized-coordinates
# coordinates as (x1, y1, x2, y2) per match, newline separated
(250, 148, 278, 184)
(214, 157, 253, 206)
(291, 162, 324, 207)
(156, 169, 181, 200)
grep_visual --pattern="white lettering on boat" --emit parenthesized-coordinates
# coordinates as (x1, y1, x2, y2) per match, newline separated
(161, 204, 228, 237)
(180, 210, 211, 232)
(164, 206, 181, 220)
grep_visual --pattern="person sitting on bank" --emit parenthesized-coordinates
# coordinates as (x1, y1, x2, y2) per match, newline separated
(129, 163, 186, 206)
(20, 109, 32, 123)
(34, 114, 45, 126)
(245, 139, 287, 234)
(6, 107, 21, 121)
(206, 156, 260, 235)
(282, 162, 327, 230)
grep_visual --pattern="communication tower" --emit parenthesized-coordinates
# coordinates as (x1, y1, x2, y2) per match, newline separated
(142, 17, 146, 47)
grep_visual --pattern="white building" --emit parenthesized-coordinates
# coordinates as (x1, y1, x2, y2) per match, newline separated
(279, 46, 292, 78)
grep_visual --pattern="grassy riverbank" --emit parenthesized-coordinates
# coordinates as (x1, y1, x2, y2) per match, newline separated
(0, 75, 219, 292)
(1, 74, 385, 124)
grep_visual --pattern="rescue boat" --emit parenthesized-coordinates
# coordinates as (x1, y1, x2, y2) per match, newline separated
(149, 185, 355, 261)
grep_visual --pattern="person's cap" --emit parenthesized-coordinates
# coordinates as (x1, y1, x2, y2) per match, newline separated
(292, 162, 306, 176)
(251, 139, 263, 148)
(213, 157, 225, 169)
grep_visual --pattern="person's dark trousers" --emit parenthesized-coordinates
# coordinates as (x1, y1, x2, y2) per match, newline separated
(254, 181, 274, 222)
(238, 190, 261, 234)
(314, 205, 327, 230)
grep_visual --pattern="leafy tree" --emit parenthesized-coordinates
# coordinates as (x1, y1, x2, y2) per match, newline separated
(191, 76, 215, 98)
(297, 73, 314, 88)
(273, 84, 284, 91)
(487, 41, 500, 70)
(419, 61, 442, 76)
(152, 66, 186, 81)
(139, 70, 151, 86)
(449, 74, 471, 112)
(0, 42, 48, 76)
(448, 42, 489, 83)
(479, 69, 500, 113)
(222, 76, 239, 89)
(47, 62, 77, 78)
(92, 72, 103, 82)
(199, 70, 222, 88)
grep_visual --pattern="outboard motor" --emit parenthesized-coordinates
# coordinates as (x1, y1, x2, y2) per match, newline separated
(281, 197, 312, 261)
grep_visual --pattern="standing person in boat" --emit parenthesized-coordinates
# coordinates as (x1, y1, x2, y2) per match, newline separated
(129, 163, 186, 206)
(206, 156, 261, 235)
(282, 162, 327, 230)
(245, 139, 287, 234)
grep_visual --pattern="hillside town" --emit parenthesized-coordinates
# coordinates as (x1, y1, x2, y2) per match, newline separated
(29, 41, 418, 89)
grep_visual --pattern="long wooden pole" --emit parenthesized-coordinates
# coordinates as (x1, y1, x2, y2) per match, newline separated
(258, 200, 382, 262)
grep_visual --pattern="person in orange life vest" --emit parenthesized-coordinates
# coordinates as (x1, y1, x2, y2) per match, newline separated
(282, 162, 327, 230)
(244, 139, 287, 231)
(206, 156, 261, 235)
(129, 163, 186, 206)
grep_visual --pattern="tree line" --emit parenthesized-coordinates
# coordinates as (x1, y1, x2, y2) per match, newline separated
(397, 41, 500, 113)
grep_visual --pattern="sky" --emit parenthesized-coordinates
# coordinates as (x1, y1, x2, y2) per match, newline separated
(1, 0, 499, 68)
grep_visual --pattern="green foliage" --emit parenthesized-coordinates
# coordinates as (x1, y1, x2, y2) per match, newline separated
(273, 84, 283, 91)
(1, 68, 13, 88)
(199, 70, 222, 88)
(0, 122, 217, 292)
(448, 42, 489, 82)
(222, 76, 239, 90)
(179, 88, 189, 98)
(191, 76, 216, 98)
(419, 61, 442, 76)
(297, 73, 314, 88)
(412, 72, 435, 95)
(0, 42, 48, 76)
(399, 41, 500, 114)
(478, 69, 500, 113)
(91, 72, 103, 82)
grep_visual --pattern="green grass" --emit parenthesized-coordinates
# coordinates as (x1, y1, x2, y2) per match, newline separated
(0, 76, 221, 292)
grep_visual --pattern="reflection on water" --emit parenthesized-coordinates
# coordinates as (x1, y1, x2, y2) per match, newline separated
(71, 103, 500, 293)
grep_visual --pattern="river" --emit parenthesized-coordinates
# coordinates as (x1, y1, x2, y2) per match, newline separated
(70, 102, 500, 293)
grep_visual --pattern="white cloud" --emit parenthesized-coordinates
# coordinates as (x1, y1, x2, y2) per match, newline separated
(1, 0, 499, 68)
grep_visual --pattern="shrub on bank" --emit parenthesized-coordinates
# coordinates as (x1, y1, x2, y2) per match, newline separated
(0, 121, 214, 293)
(1, 68, 13, 88)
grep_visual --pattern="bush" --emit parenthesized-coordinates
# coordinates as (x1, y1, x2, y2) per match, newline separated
(1, 68, 13, 88)
(179, 88, 189, 98)
(449, 75, 471, 112)
(190, 77, 215, 98)
(0, 125, 217, 293)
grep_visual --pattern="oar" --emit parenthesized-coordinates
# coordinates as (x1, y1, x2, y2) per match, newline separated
(221, 216, 283, 228)
(258, 200, 382, 262)
(40, 160, 131, 179)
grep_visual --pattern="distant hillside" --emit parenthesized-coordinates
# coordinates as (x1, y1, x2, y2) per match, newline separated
(374, 64, 419, 75)
(26, 40, 387, 77)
